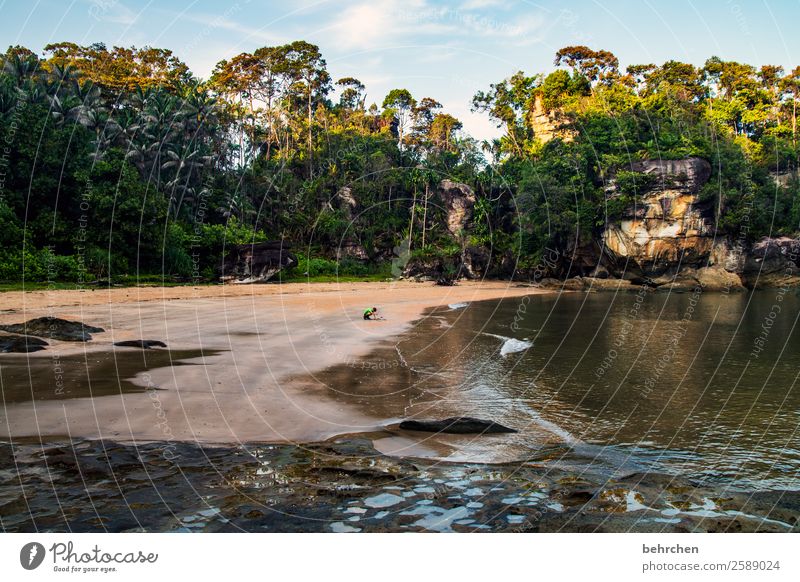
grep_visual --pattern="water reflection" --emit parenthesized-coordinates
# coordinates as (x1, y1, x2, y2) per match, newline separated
(319, 290, 800, 489)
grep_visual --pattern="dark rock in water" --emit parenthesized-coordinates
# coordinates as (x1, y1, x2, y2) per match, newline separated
(399, 417, 517, 434)
(113, 340, 167, 349)
(220, 240, 297, 284)
(0, 317, 104, 342)
(0, 334, 48, 353)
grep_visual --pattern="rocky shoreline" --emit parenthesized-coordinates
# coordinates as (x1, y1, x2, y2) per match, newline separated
(398, 159, 800, 292)
(1, 437, 797, 533)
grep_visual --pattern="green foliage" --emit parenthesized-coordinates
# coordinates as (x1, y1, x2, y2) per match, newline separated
(1, 41, 799, 287)
(615, 171, 656, 195)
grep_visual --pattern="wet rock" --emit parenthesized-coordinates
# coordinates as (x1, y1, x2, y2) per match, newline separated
(3, 438, 796, 533)
(581, 277, 639, 292)
(0, 317, 104, 342)
(399, 417, 517, 434)
(113, 340, 168, 349)
(220, 241, 297, 284)
(0, 334, 48, 353)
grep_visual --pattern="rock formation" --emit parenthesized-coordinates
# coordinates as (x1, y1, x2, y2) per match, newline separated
(0, 334, 48, 353)
(528, 94, 576, 143)
(438, 179, 476, 239)
(399, 417, 517, 434)
(113, 340, 168, 349)
(333, 187, 369, 261)
(740, 236, 800, 287)
(0, 317, 104, 342)
(220, 241, 297, 283)
(603, 157, 715, 280)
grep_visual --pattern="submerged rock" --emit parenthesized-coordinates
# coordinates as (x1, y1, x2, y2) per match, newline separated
(113, 340, 167, 349)
(0, 317, 104, 342)
(0, 334, 48, 353)
(399, 417, 517, 434)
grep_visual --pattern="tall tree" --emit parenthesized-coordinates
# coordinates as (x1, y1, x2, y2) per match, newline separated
(382, 88, 416, 152)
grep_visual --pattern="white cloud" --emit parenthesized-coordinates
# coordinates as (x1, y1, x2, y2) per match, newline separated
(459, 0, 509, 10)
(88, 1, 139, 26)
(320, 0, 544, 50)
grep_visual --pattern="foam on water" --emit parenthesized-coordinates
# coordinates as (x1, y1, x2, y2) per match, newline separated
(499, 338, 533, 356)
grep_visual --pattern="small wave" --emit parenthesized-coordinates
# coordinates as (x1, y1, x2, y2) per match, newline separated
(500, 338, 533, 356)
(481, 332, 533, 356)
(448, 302, 469, 310)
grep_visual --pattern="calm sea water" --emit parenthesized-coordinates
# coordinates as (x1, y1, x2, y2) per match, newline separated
(383, 290, 800, 489)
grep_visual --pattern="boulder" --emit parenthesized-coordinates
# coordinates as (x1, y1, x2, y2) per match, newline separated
(113, 340, 167, 349)
(399, 417, 517, 434)
(220, 241, 297, 284)
(0, 317, 104, 342)
(694, 266, 745, 291)
(0, 334, 48, 353)
(581, 277, 639, 292)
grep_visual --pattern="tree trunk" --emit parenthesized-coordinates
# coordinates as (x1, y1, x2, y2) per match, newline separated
(421, 182, 429, 249)
(408, 186, 417, 253)
(307, 84, 313, 179)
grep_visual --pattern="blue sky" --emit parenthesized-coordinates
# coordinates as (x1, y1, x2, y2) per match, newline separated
(1, 0, 799, 140)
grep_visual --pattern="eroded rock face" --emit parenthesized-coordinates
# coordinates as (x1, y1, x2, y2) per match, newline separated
(528, 94, 576, 143)
(603, 157, 715, 279)
(741, 237, 800, 287)
(336, 186, 357, 221)
(438, 179, 476, 239)
(220, 241, 297, 283)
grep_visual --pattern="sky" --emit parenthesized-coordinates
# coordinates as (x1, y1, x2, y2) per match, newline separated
(1, 0, 799, 141)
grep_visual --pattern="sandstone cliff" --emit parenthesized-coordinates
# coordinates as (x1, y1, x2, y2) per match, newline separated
(579, 157, 799, 290)
(602, 157, 716, 280)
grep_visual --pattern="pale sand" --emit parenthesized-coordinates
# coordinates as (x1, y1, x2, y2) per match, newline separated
(0, 280, 549, 445)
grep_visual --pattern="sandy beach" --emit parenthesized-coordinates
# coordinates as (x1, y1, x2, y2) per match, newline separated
(0, 280, 549, 445)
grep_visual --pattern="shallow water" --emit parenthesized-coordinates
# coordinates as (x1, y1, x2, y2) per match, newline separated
(338, 290, 800, 490)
